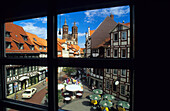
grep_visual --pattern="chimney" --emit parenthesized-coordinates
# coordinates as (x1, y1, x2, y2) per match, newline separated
(88, 27, 90, 36)
(110, 14, 114, 20)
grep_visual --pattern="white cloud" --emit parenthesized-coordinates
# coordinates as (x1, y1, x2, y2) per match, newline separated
(84, 6, 130, 23)
(21, 22, 47, 39)
(33, 17, 47, 23)
(78, 32, 85, 37)
(78, 43, 85, 48)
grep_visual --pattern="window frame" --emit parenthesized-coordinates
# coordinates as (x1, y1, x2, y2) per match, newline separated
(0, 2, 135, 111)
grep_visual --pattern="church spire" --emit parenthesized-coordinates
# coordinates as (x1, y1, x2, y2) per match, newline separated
(64, 18, 67, 25)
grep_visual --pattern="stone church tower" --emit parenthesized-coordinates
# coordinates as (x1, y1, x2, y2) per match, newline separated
(62, 18, 78, 45)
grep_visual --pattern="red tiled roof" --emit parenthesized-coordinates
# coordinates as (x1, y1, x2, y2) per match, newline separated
(5, 23, 39, 54)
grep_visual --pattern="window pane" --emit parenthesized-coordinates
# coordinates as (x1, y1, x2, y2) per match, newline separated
(6, 65, 48, 106)
(57, 67, 131, 111)
(57, 5, 130, 59)
(5, 16, 47, 58)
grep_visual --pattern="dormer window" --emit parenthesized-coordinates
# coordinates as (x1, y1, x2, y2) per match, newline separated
(39, 46, 42, 50)
(19, 44, 24, 49)
(5, 31, 11, 37)
(30, 45, 34, 50)
(6, 42, 11, 49)
(44, 46, 46, 50)
(21, 34, 28, 41)
(33, 38, 37, 41)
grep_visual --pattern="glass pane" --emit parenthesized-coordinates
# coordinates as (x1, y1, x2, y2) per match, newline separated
(57, 5, 130, 58)
(57, 67, 131, 111)
(6, 65, 48, 106)
(5, 16, 47, 58)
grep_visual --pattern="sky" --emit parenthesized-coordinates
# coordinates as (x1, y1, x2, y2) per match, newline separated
(14, 5, 130, 48)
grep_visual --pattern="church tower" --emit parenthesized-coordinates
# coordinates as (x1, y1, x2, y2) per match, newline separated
(72, 21, 78, 45)
(62, 18, 68, 39)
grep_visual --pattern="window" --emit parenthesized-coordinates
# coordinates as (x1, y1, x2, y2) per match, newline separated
(121, 31, 127, 40)
(21, 34, 28, 41)
(114, 33, 118, 41)
(0, 2, 135, 111)
(39, 46, 42, 50)
(106, 48, 110, 57)
(106, 80, 110, 89)
(33, 38, 37, 41)
(106, 68, 110, 73)
(113, 69, 118, 75)
(6, 42, 11, 49)
(44, 46, 46, 50)
(114, 49, 118, 57)
(122, 69, 126, 76)
(120, 85, 126, 95)
(5, 31, 11, 37)
(121, 49, 126, 58)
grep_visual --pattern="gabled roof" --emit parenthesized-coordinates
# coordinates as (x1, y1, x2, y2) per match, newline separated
(90, 30, 95, 36)
(110, 22, 130, 33)
(91, 16, 117, 49)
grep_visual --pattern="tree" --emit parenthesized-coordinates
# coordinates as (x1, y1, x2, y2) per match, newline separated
(63, 67, 76, 77)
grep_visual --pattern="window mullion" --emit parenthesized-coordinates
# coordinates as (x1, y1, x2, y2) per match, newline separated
(47, 8, 58, 111)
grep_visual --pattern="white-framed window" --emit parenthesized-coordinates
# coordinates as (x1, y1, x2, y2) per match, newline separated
(114, 33, 118, 41)
(106, 80, 110, 89)
(121, 49, 126, 58)
(121, 31, 127, 40)
(120, 85, 126, 95)
(106, 69, 110, 73)
(113, 69, 117, 75)
(113, 49, 118, 58)
(106, 48, 110, 57)
(121, 69, 126, 76)
(58, 51, 61, 55)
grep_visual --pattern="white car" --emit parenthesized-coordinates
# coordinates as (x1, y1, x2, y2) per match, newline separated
(22, 88, 37, 99)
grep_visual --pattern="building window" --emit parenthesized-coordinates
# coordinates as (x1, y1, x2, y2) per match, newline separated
(106, 69, 110, 73)
(120, 85, 126, 95)
(21, 34, 28, 41)
(114, 33, 118, 41)
(39, 46, 42, 50)
(113, 49, 118, 58)
(58, 51, 61, 55)
(24, 67, 27, 73)
(44, 46, 46, 50)
(113, 83, 117, 91)
(113, 69, 118, 75)
(121, 69, 126, 76)
(121, 31, 127, 40)
(6, 42, 11, 49)
(121, 49, 126, 58)
(15, 69, 18, 75)
(106, 80, 110, 89)
(5, 31, 11, 37)
(106, 48, 110, 57)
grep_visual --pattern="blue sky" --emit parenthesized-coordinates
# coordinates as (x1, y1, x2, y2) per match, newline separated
(14, 5, 130, 48)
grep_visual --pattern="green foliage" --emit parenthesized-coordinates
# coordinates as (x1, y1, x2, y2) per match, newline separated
(63, 67, 76, 77)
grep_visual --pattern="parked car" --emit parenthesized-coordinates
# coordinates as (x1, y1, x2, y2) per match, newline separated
(22, 88, 37, 99)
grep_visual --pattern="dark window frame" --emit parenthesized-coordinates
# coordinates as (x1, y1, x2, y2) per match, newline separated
(0, 2, 135, 111)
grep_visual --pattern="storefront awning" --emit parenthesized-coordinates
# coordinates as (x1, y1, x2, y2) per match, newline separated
(19, 76, 29, 81)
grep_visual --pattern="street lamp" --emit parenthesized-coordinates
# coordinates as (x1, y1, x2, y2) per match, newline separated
(115, 77, 120, 86)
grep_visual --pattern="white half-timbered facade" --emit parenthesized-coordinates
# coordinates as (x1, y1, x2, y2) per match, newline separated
(103, 23, 131, 102)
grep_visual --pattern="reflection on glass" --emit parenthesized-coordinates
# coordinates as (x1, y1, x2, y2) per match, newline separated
(6, 65, 48, 106)
(57, 67, 131, 111)
(6, 108, 19, 111)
